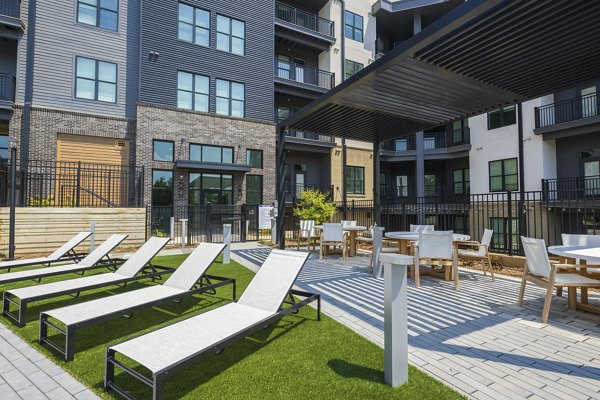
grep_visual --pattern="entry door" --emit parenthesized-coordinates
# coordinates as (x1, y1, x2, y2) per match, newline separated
(201, 189, 223, 205)
(584, 161, 600, 196)
(294, 58, 305, 83)
(276, 55, 291, 79)
(295, 171, 306, 197)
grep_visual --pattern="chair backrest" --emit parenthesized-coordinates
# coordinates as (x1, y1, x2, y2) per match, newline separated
(299, 220, 315, 238)
(418, 231, 453, 259)
(521, 236, 551, 279)
(115, 237, 170, 277)
(78, 234, 128, 267)
(323, 223, 344, 242)
(47, 232, 93, 261)
(410, 224, 434, 232)
(477, 229, 494, 256)
(163, 242, 225, 291)
(341, 220, 357, 228)
(237, 249, 309, 313)
(561, 234, 600, 247)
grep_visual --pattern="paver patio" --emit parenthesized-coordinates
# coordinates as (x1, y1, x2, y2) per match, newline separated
(232, 243, 600, 400)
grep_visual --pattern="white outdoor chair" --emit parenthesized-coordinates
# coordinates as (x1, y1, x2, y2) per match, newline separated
(320, 223, 348, 260)
(557, 234, 600, 295)
(341, 220, 357, 228)
(410, 224, 434, 232)
(297, 220, 318, 251)
(413, 231, 459, 289)
(519, 236, 600, 323)
(457, 229, 495, 281)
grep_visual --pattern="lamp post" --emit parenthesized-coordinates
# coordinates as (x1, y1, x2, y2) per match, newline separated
(8, 135, 17, 260)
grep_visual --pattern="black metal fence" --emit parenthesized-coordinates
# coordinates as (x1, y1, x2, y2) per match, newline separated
(0, 160, 144, 207)
(535, 92, 600, 128)
(275, 1, 335, 37)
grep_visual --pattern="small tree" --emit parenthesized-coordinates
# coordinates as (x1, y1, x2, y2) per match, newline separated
(293, 189, 336, 224)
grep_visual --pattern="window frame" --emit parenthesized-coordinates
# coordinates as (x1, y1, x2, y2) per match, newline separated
(490, 217, 519, 253)
(346, 165, 365, 195)
(487, 105, 517, 130)
(396, 175, 408, 197)
(246, 149, 263, 169)
(189, 172, 234, 205)
(216, 14, 246, 55)
(74, 56, 118, 103)
(189, 143, 234, 164)
(246, 174, 263, 205)
(424, 174, 437, 197)
(0, 134, 8, 159)
(151, 169, 174, 207)
(489, 158, 518, 192)
(344, 59, 364, 80)
(215, 79, 245, 117)
(344, 11, 363, 43)
(77, 0, 119, 31)
(453, 168, 470, 195)
(176, 71, 209, 112)
(177, 2, 210, 47)
(152, 140, 175, 162)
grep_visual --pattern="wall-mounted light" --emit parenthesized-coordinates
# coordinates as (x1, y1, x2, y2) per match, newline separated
(149, 51, 160, 60)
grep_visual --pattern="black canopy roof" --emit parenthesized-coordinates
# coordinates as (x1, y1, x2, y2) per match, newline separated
(281, 0, 600, 142)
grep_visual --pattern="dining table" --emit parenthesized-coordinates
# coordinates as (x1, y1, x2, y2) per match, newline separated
(547, 244, 600, 314)
(314, 225, 367, 257)
(384, 231, 471, 255)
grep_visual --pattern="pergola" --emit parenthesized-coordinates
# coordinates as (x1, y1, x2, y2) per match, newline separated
(276, 0, 600, 248)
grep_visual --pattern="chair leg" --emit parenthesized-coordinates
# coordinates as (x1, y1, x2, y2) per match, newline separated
(487, 255, 495, 282)
(453, 252, 460, 290)
(541, 285, 554, 323)
(414, 261, 421, 288)
(320, 244, 323, 260)
(343, 241, 347, 260)
(517, 275, 527, 306)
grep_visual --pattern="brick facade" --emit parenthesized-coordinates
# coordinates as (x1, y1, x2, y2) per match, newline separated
(136, 103, 276, 207)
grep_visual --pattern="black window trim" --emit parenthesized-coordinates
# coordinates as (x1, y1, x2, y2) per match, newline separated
(246, 174, 263, 205)
(487, 105, 517, 130)
(344, 59, 364, 80)
(215, 78, 245, 118)
(189, 143, 235, 164)
(489, 157, 518, 192)
(216, 13, 246, 56)
(346, 165, 365, 195)
(151, 169, 174, 207)
(153, 139, 175, 162)
(453, 168, 470, 195)
(74, 56, 118, 103)
(76, 0, 119, 31)
(344, 10, 364, 43)
(246, 148, 263, 169)
(177, 2, 211, 47)
(177, 70, 210, 112)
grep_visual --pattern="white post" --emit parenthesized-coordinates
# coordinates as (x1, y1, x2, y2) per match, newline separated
(371, 226, 384, 276)
(170, 217, 175, 240)
(380, 253, 411, 387)
(179, 219, 188, 249)
(223, 224, 232, 264)
(271, 217, 277, 245)
(89, 222, 96, 252)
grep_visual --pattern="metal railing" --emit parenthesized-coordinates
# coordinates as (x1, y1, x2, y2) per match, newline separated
(285, 184, 334, 202)
(535, 92, 600, 128)
(386, 128, 470, 152)
(542, 175, 600, 200)
(1, 160, 144, 208)
(285, 130, 335, 143)
(0, 0, 20, 18)
(375, 39, 404, 56)
(275, 58, 335, 90)
(0, 73, 16, 102)
(275, 2, 335, 38)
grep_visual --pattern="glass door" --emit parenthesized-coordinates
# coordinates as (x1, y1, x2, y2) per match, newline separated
(581, 86, 597, 118)
(584, 161, 600, 196)
(276, 55, 291, 80)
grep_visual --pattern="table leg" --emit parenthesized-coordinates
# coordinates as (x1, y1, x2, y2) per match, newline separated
(349, 231, 357, 257)
(581, 288, 589, 304)
(567, 287, 577, 311)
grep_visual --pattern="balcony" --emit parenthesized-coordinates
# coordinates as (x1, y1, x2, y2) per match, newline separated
(534, 93, 600, 138)
(542, 176, 600, 209)
(0, 0, 24, 36)
(274, 58, 335, 98)
(0, 73, 16, 111)
(381, 128, 470, 160)
(275, 2, 335, 51)
(286, 130, 335, 143)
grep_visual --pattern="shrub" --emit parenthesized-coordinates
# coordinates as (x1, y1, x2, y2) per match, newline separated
(293, 189, 336, 225)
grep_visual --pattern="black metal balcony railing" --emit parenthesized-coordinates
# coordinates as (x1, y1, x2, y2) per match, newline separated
(285, 130, 335, 143)
(387, 128, 470, 152)
(0, 0, 20, 18)
(375, 39, 404, 56)
(535, 92, 600, 128)
(542, 175, 600, 200)
(0, 73, 16, 102)
(275, 58, 335, 90)
(275, 2, 335, 38)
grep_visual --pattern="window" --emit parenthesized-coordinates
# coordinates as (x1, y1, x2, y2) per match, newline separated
(396, 175, 408, 197)
(216, 79, 244, 117)
(152, 170, 173, 206)
(177, 71, 209, 112)
(487, 106, 516, 130)
(153, 140, 174, 162)
(453, 168, 470, 195)
(189, 173, 233, 205)
(0, 135, 8, 159)
(345, 59, 363, 80)
(75, 57, 117, 102)
(246, 149, 263, 169)
(190, 144, 233, 163)
(178, 3, 210, 46)
(277, 106, 292, 123)
(216, 15, 245, 55)
(489, 158, 518, 192)
(490, 217, 519, 253)
(395, 139, 408, 151)
(424, 174, 437, 197)
(346, 166, 364, 195)
(77, 0, 118, 31)
(246, 175, 263, 205)
(453, 215, 468, 235)
(344, 11, 363, 42)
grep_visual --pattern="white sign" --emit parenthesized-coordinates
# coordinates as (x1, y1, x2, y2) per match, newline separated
(258, 205, 274, 230)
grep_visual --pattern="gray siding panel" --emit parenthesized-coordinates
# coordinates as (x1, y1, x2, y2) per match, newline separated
(17, 0, 139, 118)
(140, 0, 274, 122)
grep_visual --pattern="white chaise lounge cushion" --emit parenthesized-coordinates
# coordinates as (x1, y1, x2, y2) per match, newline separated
(8, 273, 124, 300)
(163, 243, 225, 291)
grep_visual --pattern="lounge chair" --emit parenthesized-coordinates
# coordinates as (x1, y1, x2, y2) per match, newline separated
(0, 234, 127, 286)
(40, 242, 235, 361)
(3, 237, 171, 327)
(0, 232, 92, 272)
(105, 249, 320, 400)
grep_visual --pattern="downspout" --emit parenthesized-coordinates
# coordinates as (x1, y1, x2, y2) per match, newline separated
(517, 102, 527, 241)
(21, 0, 37, 175)
(340, 0, 347, 213)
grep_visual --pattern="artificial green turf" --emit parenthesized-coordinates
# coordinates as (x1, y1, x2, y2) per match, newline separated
(0, 254, 464, 399)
